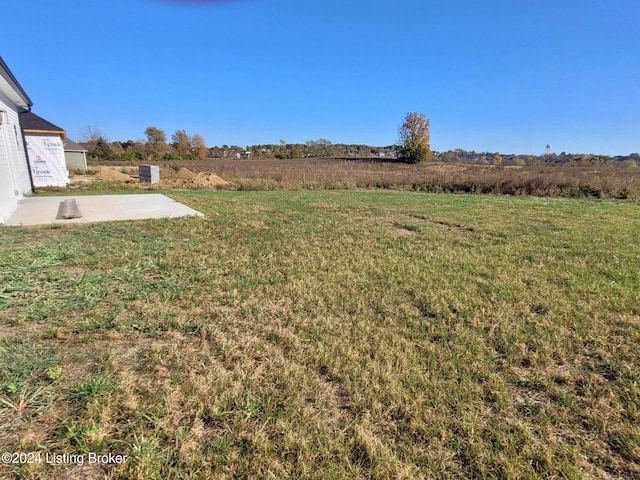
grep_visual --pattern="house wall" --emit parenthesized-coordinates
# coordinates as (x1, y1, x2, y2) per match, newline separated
(64, 151, 87, 171)
(0, 89, 32, 224)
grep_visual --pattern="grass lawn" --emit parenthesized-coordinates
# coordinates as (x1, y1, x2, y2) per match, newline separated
(1, 190, 639, 479)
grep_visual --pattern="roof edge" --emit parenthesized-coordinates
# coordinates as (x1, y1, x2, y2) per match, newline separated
(24, 128, 67, 138)
(20, 111, 66, 138)
(0, 57, 34, 108)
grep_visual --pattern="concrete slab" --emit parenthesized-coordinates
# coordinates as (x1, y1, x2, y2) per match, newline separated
(4, 194, 204, 227)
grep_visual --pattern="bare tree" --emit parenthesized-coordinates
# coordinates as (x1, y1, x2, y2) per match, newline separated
(80, 125, 112, 159)
(80, 124, 106, 143)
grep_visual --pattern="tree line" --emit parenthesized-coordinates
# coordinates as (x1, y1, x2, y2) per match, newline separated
(80, 116, 639, 167)
(80, 125, 208, 162)
(80, 125, 399, 162)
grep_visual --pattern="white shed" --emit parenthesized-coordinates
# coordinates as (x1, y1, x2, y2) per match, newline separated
(0, 57, 33, 224)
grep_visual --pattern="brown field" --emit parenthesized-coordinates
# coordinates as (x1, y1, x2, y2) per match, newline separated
(90, 157, 640, 199)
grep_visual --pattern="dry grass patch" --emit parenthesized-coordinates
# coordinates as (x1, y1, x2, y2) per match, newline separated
(1, 191, 638, 478)
(88, 157, 640, 198)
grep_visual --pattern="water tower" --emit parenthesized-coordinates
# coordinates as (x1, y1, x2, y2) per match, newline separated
(545, 144, 552, 155)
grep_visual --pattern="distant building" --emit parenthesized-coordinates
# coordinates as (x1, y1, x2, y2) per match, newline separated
(0, 57, 33, 224)
(63, 138, 88, 171)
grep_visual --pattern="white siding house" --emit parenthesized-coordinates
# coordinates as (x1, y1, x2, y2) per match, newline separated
(0, 57, 33, 224)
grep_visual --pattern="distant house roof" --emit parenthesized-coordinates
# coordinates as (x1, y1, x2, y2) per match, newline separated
(20, 111, 66, 139)
(63, 138, 87, 153)
(0, 57, 33, 109)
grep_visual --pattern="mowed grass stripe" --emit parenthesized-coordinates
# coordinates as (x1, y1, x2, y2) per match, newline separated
(0, 191, 638, 479)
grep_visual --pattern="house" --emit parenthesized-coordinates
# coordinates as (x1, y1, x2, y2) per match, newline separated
(20, 110, 70, 187)
(0, 57, 33, 224)
(63, 138, 88, 172)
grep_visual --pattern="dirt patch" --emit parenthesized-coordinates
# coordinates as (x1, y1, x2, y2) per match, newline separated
(409, 214, 475, 232)
(188, 172, 229, 188)
(68, 175, 94, 183)
(94, 169, 134, 181)
(73, 165, 230, 190)
(175, 167, 196, 179)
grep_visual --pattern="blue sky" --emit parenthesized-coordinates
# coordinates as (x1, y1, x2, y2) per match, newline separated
(3, 0, 639, 154)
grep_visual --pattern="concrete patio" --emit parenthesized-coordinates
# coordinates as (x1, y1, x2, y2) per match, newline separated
(4, 194, 204, 227)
